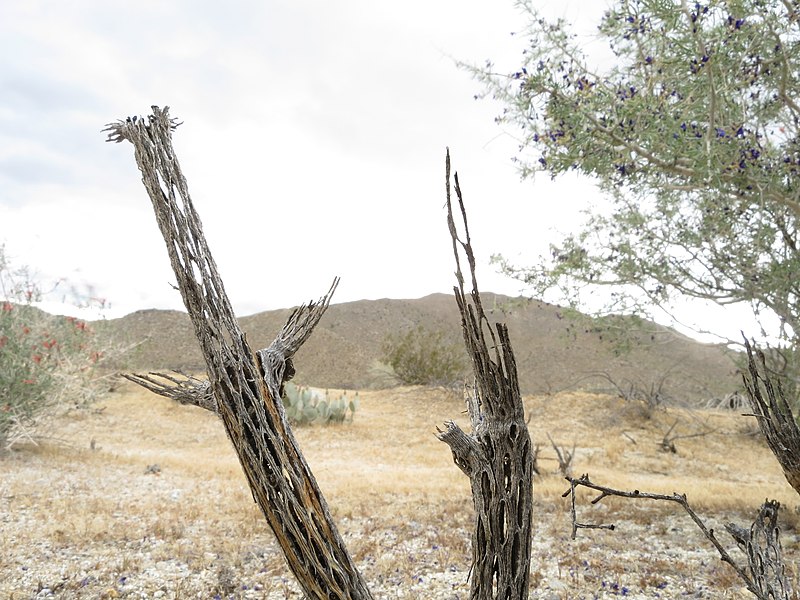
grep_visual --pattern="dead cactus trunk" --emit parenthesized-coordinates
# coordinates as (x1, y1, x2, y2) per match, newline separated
(104, 107, 373, 600)
(742, 339, 800, 498)
(437, 150, 535, 599)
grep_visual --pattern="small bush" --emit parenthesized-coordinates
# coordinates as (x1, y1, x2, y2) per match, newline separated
(381, 325, 466, 387)
(0, 247, 106, 448)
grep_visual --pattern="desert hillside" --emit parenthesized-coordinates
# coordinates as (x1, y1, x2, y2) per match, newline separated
(94, 293, 740, 404)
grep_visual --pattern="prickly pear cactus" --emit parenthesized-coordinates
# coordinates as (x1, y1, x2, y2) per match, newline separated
(282, 383, 357, 426)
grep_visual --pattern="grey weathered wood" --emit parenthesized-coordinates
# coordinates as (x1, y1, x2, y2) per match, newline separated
(105, 107, 373, 600)
(438, 149, 534, 599)
(108, 109, 537, 600)
(726, 500, 792, 600)
(742, 339, 800, 497)
(122, 370, 216, 412)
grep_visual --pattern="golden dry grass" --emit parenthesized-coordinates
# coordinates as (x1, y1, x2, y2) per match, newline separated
(1, 381, 798, 598)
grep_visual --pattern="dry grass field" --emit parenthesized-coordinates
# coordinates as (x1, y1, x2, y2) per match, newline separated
(2, 380, 799, 599)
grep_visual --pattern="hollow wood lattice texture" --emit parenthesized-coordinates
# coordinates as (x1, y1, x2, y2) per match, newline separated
(438, 150, 534, 600)
(742, 340, 800, 497)
(104, 107, 373, 600)
(728, 500, 792, 600)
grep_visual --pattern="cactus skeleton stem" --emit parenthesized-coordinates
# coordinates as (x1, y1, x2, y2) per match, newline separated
(438, 149, 535, 600)
(105, 107, 373, 600)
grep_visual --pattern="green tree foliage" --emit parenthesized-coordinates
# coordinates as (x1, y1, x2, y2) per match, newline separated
(470, 0, 800, 385)
(381, 325, 467, 386)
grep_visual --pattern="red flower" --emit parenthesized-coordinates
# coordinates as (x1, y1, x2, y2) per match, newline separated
(22, 379, 35, 385)
(32, 354, 42, 364)
(1, 302, 12, 312)
(21, 326, 30, 335)
(0, 336, 7, 348)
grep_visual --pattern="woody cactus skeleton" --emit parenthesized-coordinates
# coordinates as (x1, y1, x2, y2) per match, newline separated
(438, 150, 535, 599)
(105, 107, 534, 599)
(105, 107, 372, 600)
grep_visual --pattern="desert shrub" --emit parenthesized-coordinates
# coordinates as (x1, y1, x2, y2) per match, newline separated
(591, 369, 673, 419)
(381, 325, 466, 387)
(0, 247, 106, 448)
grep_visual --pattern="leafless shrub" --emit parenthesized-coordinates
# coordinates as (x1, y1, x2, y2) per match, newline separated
(547, 433, 575, 477)
(658, 419, 715, 454)
(590, 369, 673, 419)
(531, 443, 542, 477)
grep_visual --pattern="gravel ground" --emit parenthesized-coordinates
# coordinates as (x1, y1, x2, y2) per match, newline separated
(3, 453, 794, 600)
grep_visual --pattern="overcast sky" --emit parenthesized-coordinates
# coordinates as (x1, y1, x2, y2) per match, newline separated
(1, 0, 611, 320)
(5, 1, 749, 343)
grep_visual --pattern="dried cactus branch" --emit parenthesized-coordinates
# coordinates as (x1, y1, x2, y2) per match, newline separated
(106, 106, 372, 600)
(123, 371, 216, 412)
(125, 279, 338, 413)
(742, 339, 800, 497)
(438, 149, 534, 599)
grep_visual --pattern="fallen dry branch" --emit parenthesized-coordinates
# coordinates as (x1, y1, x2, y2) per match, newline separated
(563, 474, 791, 600)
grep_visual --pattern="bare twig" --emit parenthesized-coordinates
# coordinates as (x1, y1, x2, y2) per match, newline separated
(562, 474, 790, 600)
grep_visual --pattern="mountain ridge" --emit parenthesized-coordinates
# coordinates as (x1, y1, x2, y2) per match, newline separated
(91, 292, 741, 404)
